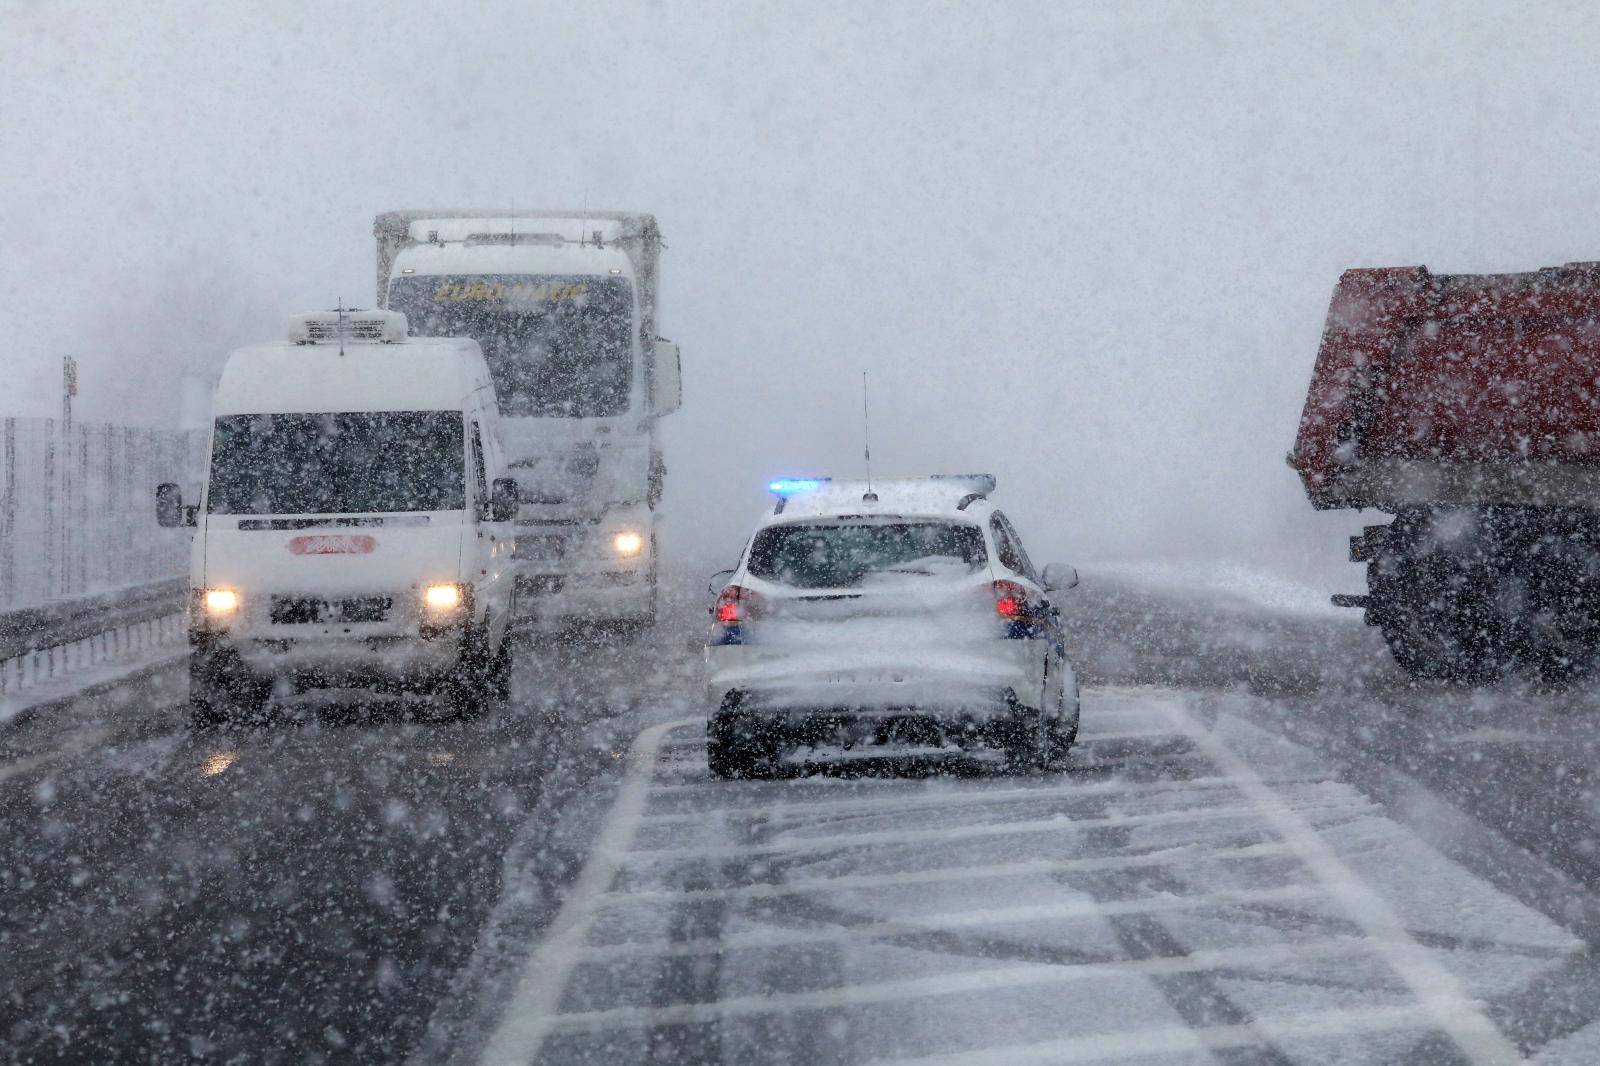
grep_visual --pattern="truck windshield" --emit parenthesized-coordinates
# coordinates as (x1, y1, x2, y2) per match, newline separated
(746, 521, 988, 588)
(207, 411, 465, 514)
(387, 274, 633, 418)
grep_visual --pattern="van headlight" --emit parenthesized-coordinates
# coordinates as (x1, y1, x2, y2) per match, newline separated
(423, 583, 464, 610)
(203, 589, 239, 614)
(612, 531, 645, 557)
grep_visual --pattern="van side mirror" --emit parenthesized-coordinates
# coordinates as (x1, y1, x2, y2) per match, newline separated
(708, 567, 735, 593)
(489, 477, 519, 522)
(156, 483, 191, 528)
(1041, 563, 1078, 592)
(651, 339, 683, 416)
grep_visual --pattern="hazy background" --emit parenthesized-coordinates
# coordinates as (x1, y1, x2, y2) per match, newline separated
(6, 0, 1600, 589)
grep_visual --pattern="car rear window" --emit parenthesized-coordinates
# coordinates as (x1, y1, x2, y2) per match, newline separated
(746, 521, 987, 589)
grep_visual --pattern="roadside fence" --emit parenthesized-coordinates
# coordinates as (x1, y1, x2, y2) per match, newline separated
(0, 417, 197, 703)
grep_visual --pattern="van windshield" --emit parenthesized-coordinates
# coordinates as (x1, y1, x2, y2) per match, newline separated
(746, 521, 988, 588)
(208, 411, 465, 514)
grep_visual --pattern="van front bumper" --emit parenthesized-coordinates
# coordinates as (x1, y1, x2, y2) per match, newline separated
(209, 631, 470, 687)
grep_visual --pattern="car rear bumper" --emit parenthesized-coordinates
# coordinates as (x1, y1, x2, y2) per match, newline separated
(706, 642, 1045, 721)
(714, 692, 1033, 752)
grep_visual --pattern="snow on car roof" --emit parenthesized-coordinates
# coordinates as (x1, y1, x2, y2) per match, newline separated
(770, 475, 996, 518)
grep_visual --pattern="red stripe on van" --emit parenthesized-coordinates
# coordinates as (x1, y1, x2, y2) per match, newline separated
(289, 534, 377, 555)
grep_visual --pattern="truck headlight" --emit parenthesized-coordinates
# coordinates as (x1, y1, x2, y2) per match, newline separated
(612, 531, 645, 557)
(203, 589, 239, 614)
(423, 583, 464, 610)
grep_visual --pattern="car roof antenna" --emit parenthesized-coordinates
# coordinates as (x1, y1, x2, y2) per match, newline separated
(861, 370, 877, 502)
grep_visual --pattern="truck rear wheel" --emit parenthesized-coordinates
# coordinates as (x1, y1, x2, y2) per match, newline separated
(1371, 516, 1600, 684)
(1370, 551, 1504, 683)
(1516, 537, 1600, 684)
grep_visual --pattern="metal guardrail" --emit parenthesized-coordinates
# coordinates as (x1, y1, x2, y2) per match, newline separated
(0, 578, 187, 699)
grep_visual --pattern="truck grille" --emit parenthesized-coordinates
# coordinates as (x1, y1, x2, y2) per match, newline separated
(514, 535, 569, 562)
(516, 575, 565, 596)
(270, 596, 392, 624)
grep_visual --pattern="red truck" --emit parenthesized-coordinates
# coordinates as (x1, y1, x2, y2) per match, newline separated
(1291, 262, 1600, 682)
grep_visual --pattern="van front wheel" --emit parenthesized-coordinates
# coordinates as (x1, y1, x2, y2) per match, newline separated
(189, 651, 268, 728)
(491, 633, 513, 701)
(443, 631, 496, 721)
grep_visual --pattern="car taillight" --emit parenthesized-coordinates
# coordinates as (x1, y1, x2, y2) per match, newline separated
(993, 579, 1030, 619)
(710, 585, 760, 646)
(713, 584, 760, 625)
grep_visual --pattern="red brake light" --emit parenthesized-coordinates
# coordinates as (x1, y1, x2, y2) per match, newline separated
(714, 585, 759, 625)
(993, 579, 1029, 619)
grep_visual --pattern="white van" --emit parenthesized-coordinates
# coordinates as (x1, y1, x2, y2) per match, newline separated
(157, 310, 518, 724)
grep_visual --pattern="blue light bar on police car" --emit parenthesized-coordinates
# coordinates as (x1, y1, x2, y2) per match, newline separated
(768, 478, 830, 497)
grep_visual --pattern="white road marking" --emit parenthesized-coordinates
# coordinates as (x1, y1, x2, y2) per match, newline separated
(639, 772, 1244, 825)
(1442, 727, 1562, 746)
(0, 726, 113, 786)
(1164, 695, 1524, 1065)
(600, 839, 1300, 906)
(1068, 748, 1209, 772)
(625, 796, 1374, 861)
(544, 937, 1381, 1033)
(578, 883, 1323, 960)
(487, 690, 1536, 1062)
(870, 1004, 1439, 1065)
(476, 717, 698, 1066)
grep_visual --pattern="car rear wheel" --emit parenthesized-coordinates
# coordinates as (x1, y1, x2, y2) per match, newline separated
(999, 709, 1047, 773)
(707, 712, 776, 779)
(1046, 682, 1080, 763)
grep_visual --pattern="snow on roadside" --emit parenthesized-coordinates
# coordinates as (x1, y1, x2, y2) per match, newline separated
(1084, 558, 1353, 620)
(0, 641, 186, 727)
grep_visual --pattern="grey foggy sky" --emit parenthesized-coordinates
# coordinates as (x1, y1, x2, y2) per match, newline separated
(5, 0, 1600, 572)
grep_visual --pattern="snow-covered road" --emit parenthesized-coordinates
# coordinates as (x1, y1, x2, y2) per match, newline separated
(9, 576, 1600, 1064)
(483, 687, 1577, 1065)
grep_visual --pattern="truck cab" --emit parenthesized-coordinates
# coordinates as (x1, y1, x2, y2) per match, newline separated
(157, 309, 519, 723)
(375, 211, 682, 629)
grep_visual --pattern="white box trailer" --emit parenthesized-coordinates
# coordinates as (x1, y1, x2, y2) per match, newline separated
(374, 210, 682, 628)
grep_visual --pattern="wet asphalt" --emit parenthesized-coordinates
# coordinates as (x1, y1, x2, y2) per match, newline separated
(4, 578, 1600, 1062)
(0, 627, 684, 1064)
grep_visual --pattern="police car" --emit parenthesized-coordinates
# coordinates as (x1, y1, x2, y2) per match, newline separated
(704, 475, 1079, 776)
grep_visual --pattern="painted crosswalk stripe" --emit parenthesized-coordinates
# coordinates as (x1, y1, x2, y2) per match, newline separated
(624, 796, 1375, 861)
(545, 938, 1384, 1033)
(577, 883, 1323, 961)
